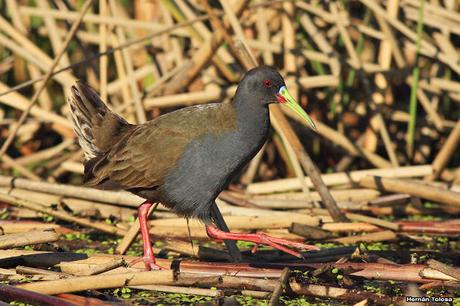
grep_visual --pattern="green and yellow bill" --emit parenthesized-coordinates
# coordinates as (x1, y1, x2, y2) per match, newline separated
(276, 86, 317, 131)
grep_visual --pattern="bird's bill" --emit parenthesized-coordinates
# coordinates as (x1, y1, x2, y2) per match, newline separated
(276, 86, 317, 131)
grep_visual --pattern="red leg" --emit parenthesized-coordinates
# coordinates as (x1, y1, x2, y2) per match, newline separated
(134, 201, 164, 270)
(206, 225, 319, 258)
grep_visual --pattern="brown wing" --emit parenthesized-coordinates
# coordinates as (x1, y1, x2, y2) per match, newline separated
(84, 103, 237, 189)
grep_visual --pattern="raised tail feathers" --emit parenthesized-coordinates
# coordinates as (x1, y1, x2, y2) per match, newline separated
(69, 81, 130, 160)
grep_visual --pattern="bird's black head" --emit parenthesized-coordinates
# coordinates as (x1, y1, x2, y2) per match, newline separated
(238, 66, 286, 106)
(236, 66, 317, 130)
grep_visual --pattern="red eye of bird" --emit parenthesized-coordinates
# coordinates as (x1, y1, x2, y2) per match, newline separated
(263, 80, 272, 87)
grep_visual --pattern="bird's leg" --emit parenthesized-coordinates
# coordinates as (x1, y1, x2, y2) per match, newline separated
(210, 202, 241, 262)
(206, 224, 319, 258)
(134, 201, 164, 270)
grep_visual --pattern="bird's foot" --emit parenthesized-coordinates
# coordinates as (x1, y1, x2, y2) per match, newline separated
(129, 256, 167, 271)
(206, 225, 319, 258)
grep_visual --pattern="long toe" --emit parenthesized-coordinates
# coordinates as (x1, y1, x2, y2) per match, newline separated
(143, 256, 167, 271)
(263, 234, 320, 251)
(206, 225, 319, 259)
(128, 257, 144, 267)
(256, 237, 303, 258)
(255, 234, 319, 258)
(129, 257, 167, 270)
(148, 262, 167, 270)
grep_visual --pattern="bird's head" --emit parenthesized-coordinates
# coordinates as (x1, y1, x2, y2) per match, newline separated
(238, 66, 316, 131)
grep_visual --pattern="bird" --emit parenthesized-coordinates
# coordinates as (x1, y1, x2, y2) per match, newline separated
(69, 66, 319, 270)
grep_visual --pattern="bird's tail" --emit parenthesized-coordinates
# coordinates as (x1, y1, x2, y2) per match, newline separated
(68, 81, 130, 161)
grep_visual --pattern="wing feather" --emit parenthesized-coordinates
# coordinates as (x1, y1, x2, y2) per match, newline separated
(85, 103, 237, 190)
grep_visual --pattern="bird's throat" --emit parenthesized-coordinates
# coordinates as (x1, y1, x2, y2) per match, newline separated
(233, 97, 270, 139)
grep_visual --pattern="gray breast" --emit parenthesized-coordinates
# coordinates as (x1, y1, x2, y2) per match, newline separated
(160, 129, 267, 222)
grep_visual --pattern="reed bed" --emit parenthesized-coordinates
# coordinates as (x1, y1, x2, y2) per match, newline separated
(0, 0, 459, 304)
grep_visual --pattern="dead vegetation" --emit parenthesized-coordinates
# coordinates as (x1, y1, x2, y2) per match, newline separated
(0, 0, 460, 305)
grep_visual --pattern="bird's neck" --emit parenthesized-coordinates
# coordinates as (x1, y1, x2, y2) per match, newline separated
(232, 92, 270, 140)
